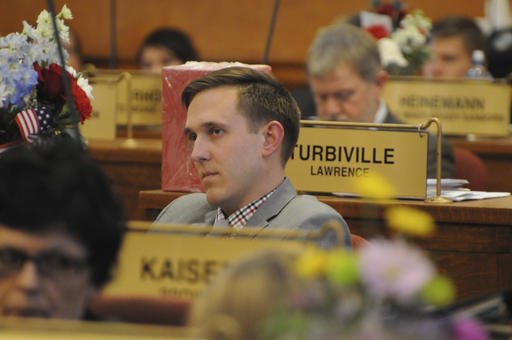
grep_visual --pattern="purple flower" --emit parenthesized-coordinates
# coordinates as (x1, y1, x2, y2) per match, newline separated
(358, 238, 435, 303)
(452, 318, 488, 340)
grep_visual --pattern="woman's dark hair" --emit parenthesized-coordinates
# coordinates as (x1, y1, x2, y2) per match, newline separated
(0, 141, 125, 288)
(136, 27, 199, 65)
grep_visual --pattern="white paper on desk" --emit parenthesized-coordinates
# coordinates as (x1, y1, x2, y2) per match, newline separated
(438, 191, 511, 202)
(334, 179, 509, 201)
(427, 178, 469, 189)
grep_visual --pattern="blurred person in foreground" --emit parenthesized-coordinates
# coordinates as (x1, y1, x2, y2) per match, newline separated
(422, 16, 486, 79)
(0, 141, 125, 319)
(136, 27, 199, 73)
(307, 23, 455, 178)
(154, 67, 351, 249)
(189, 247, 485, 340)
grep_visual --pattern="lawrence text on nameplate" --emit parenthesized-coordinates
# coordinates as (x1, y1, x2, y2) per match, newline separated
(383, 78, 510, 136)
(102, 230, 305, 299)
(285, 125, 428, 198)
(81, 75, 119, 140)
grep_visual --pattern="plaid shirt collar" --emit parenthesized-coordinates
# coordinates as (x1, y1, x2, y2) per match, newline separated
(215, 187, 277, 229)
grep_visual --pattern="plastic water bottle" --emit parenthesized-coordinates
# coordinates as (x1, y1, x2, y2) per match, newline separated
(466, 50, 492, 79)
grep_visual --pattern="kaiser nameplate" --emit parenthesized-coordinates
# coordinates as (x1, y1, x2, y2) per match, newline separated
(384, 78, 510, 136)
(285, 124, 428, 198)
(103, 229, 305, 299)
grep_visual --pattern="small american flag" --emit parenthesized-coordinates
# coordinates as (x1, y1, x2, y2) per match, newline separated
(14, 105, 54, 142)
(15, 109, 40, 141)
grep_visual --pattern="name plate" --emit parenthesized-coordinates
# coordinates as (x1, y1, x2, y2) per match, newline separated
(80, 75, 119, 140)
(285, 125, 428, 198)
(117, 71, 162, 125)
(383, 78, 511, 136)
(93, 70, 162, 126)
(103, 229, 305, 299)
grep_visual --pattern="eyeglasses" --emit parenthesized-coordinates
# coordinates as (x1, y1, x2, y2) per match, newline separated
(0, 248, 89, 279)
(318, 90, 356, 103)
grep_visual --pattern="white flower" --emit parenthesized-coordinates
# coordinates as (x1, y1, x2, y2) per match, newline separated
(66, 65, 78, 77)
(378, 38, 408, 67)
(392, 26, 427, 53)
(55, 19, 70, 44)
(0, 82, 9, 108)
(400, 10, 431, 33)
(77, 76, 94, 100)
(35, 9, 53, 39)
(24, 7, 70, 45)
(59, 5, 73, 20)
(66, 65, 94, 99)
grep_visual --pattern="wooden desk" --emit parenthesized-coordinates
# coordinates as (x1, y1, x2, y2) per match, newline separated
(450, 136, 512, 193)
(87, 134, 512, 222)
(116, 126, 162, 139)
(88, 139, 162, 219)
(138, 189, 512, 302)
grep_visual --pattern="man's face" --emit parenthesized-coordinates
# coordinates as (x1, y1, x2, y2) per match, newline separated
(0, 225, 95, 319)
(309, 63, 383, 122)
(422, 36, 472, 78)
(185, 87, 268, 215)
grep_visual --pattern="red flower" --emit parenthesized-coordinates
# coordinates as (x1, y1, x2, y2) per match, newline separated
(71, 81, 92, 123)
(375, 3, 407, 27)
(35, 63, 65, 101)
(366, 25, 390, 40)
(34, 63, 92, 123)
(376, 3, 396, 17)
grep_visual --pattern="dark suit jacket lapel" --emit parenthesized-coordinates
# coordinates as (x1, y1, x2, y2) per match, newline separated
(383, 110, 403, 124)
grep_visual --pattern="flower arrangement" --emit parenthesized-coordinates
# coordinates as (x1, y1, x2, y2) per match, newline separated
(388, 9, 431, 73)
(365, 2, 432, 75)
(263, 175, 488, 340)
(0, 5, 92, 148)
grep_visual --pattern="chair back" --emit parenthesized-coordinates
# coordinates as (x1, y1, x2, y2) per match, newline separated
(453, 147, 489, 191)
(350, 233, 370, 250)
(89, 295, 191, 325)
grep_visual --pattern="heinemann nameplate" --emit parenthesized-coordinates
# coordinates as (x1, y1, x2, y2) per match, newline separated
(383, 78, 510, 136)
(285, 124, 428, 198)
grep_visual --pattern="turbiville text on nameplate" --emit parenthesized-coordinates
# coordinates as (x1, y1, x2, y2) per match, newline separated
(383, 77, 511, 136)
(81, 75, 119, 140)
(285, 125, 428, 199)
(102, 229, 305, 299)
(93, 70, 162, 126)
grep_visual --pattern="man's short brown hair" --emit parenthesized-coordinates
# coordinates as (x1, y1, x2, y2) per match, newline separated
(182, 67, 300, 165)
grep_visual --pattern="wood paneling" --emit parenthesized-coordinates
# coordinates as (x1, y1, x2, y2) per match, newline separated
(2, 0, 486, 86)
(87, 138, 162, 219)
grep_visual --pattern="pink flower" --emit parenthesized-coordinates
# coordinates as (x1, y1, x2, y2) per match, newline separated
(452, 318, 488, 340)
(358, 238, 435, 303)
